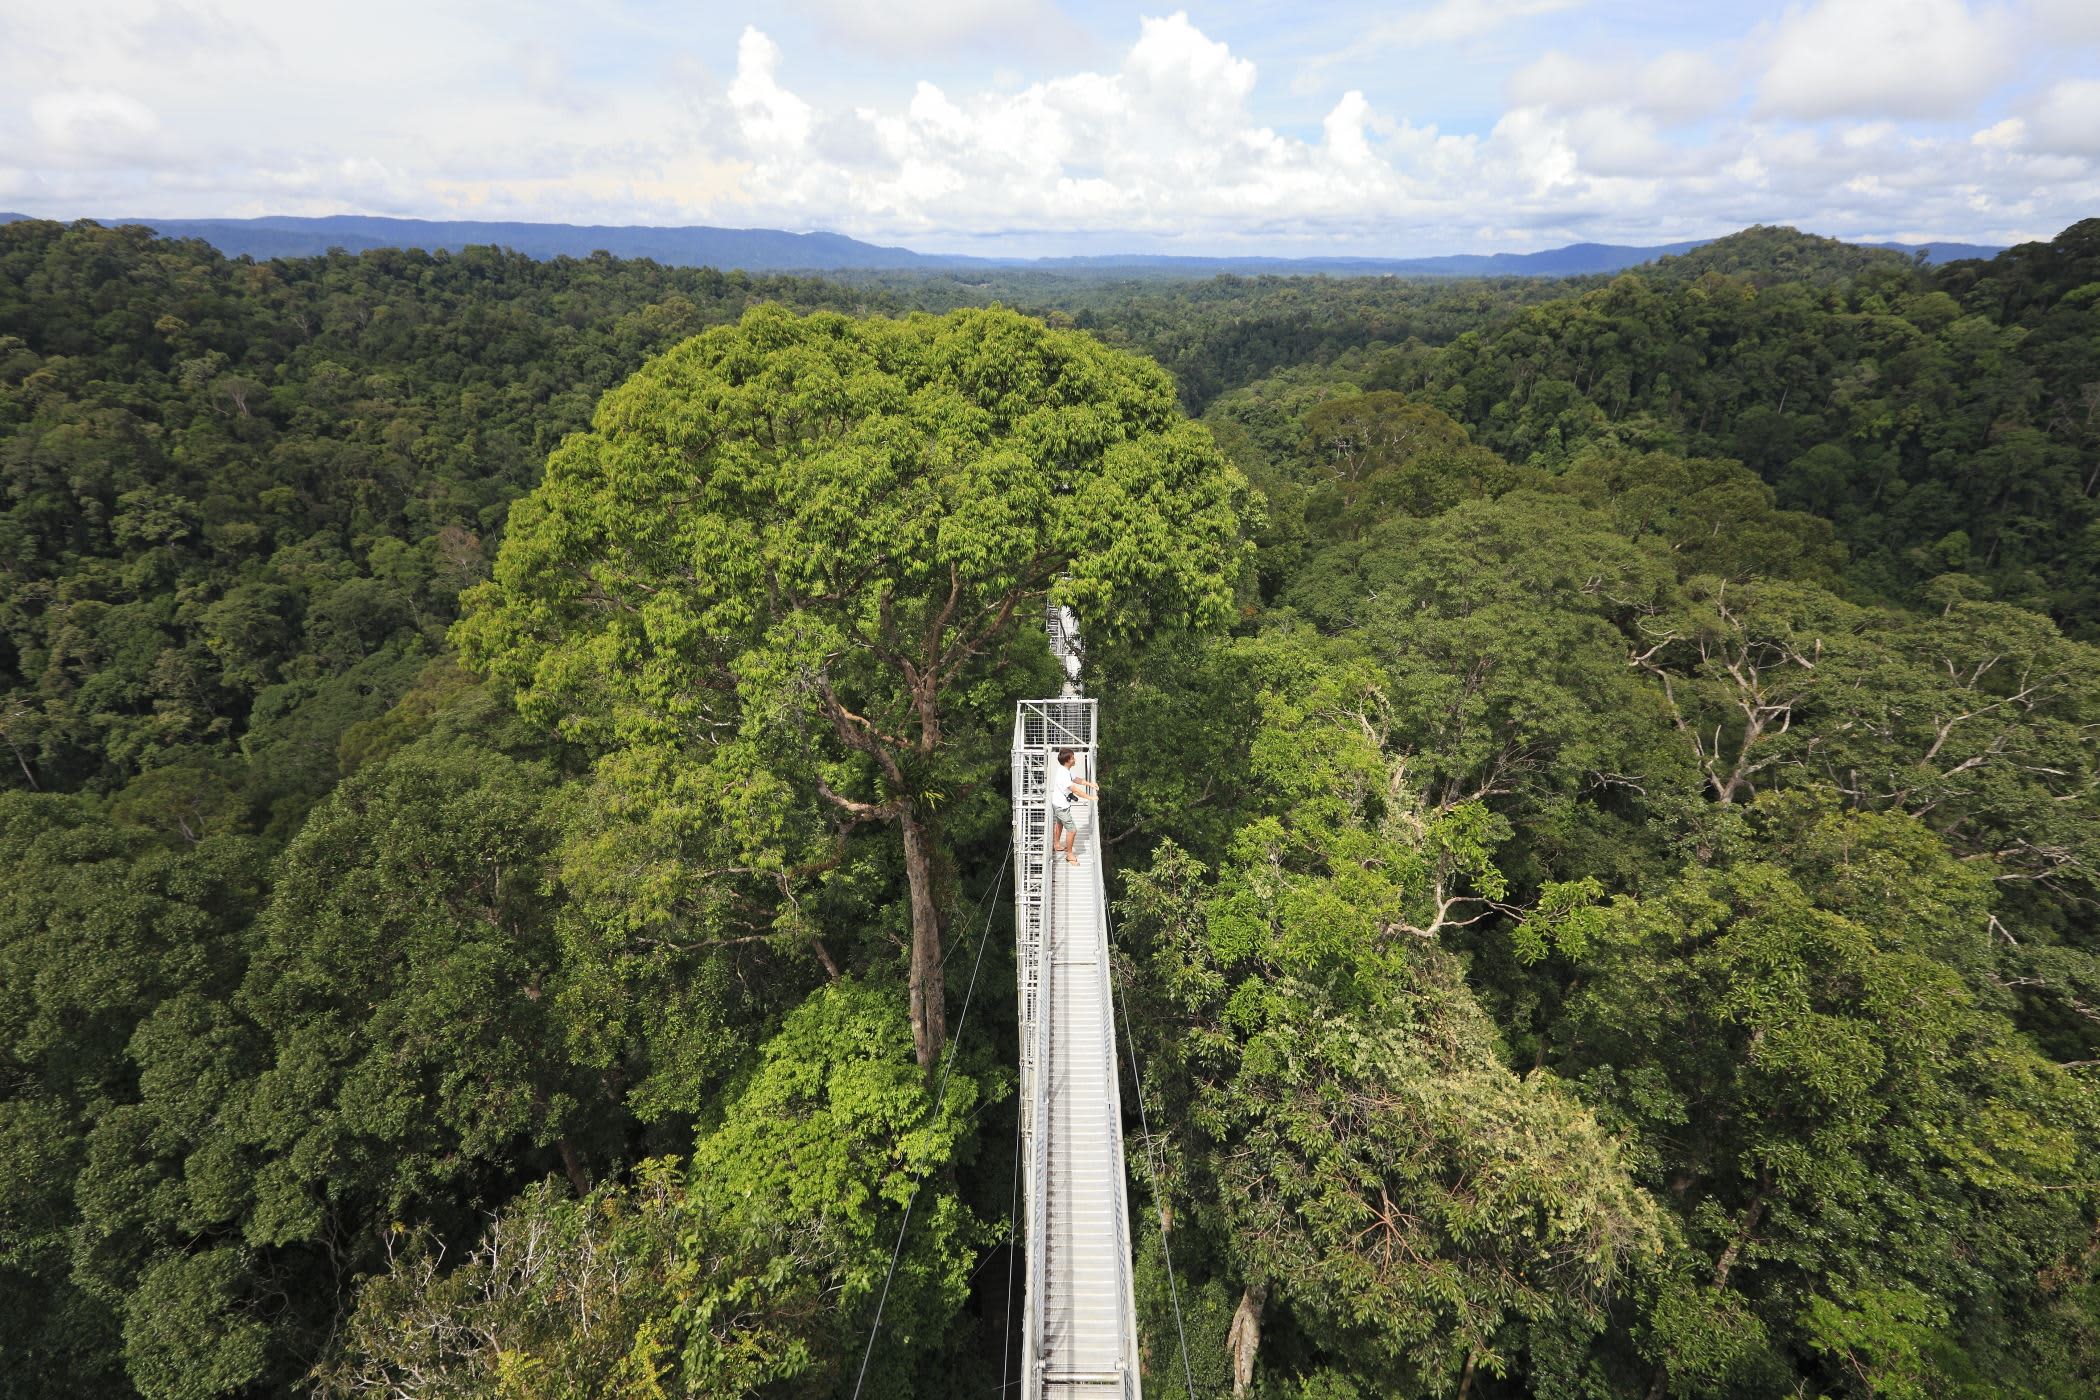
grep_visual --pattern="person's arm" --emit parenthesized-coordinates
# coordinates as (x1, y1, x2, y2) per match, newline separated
(1072, 777, 1100, 798)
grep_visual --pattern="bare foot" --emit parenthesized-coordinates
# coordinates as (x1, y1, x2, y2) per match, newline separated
(1066, 853, 1079, 865)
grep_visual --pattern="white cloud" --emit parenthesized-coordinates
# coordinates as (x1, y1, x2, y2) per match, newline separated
(728, 28, 814, 154)
(1972, 116, 2025, 147)
(1636, 50, 1736, 120)
(828, 15, 1330, 230)
(2026, 0, 2100, 43)
(1562, 107, 1699, 177)
(1295, 0, 1586, 94)
(784, 0, 1084, 59)
(1757, 0, 2014, 120)
(30, 89, 160, 157)
(1322, 91, 1378, 169)
(2030, 78, 2100, 156)
(1123, 11, 1256, 135)
(1510, 48, 1737, 120)
(0, 3, 2091, 255)
(1483, 107, 1581, 198)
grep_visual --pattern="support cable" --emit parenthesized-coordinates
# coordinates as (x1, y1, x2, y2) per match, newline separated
(1001, 1090, 1022, 1399)
(850, 844, 1012, 1400)
(1106, 896, 1198, 1400)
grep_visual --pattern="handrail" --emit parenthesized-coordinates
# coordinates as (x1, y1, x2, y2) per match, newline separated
(1084, 752, 1141, 1397)
(1023, 771, 1053, 1400)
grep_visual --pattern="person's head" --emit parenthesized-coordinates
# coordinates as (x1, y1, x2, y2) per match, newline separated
(1056, 747, 1075, 767)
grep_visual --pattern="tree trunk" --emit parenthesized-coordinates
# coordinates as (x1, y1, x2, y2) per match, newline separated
(1226, 1283, 1266, 1396)
(901, 808, 947, 1069)
(3, 734, 36, 790)
(556, 1136, 590, 1195)
(811, 936, 842, 981)
(1710, 1170, 1772, 1293)
(1646, 1170, 1773, 1400)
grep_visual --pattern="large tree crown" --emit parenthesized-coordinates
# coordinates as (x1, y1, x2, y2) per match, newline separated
(455, 304, 1250, 746)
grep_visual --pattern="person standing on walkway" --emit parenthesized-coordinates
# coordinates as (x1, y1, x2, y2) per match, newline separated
(1049, 746, 1097, 866)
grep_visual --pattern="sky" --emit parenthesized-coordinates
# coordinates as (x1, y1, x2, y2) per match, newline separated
(1, 0, 2096, 257)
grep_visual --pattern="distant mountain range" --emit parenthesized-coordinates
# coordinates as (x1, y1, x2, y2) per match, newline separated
(0, 211, 2004, 276)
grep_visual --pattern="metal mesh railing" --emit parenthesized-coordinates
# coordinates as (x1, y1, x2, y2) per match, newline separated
(1016, 697, 1094, 752)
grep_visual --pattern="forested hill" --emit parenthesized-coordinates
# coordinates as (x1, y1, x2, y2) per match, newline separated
(1641, 223, 1918, 284)
(1371, 218, 2100, 627)
(3, 213, 2100, 1400)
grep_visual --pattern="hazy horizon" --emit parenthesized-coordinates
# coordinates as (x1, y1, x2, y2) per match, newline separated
(0, 208, 2027, 266)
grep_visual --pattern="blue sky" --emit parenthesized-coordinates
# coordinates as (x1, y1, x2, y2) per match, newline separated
(2, 1, 2096, 256)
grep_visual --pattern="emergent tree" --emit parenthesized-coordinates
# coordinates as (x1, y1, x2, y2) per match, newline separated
(457, 305, 1249, 1065)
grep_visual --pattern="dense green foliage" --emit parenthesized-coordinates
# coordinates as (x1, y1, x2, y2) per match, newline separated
(0, 219, 892, 810)
(1641, 225, 1916, 287)
(832, 267, 1581, 411)
(312, 978, 984, 1399)
(1380, 221, 2100, 629)
(3, 216, 2098, 1399)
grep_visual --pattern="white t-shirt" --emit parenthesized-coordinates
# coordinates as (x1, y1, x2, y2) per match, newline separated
(1049, 760, 1075, 809)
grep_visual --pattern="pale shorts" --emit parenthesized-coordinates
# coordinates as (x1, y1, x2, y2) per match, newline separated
(1052, 803, 1078, 832)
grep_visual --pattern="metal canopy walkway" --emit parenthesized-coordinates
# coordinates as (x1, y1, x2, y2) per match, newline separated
(1009, 604, 1143, 1399)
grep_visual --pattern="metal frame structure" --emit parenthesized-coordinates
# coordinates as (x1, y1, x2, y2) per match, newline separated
(1010, 599, 1143, 1399)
